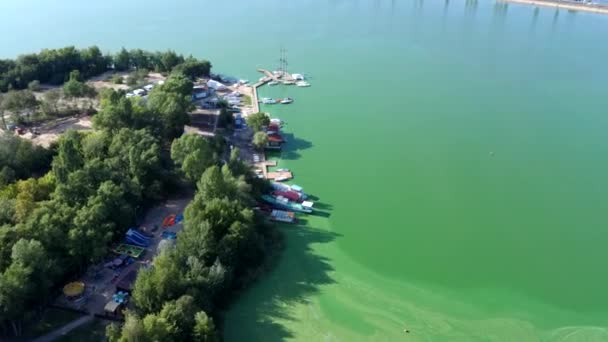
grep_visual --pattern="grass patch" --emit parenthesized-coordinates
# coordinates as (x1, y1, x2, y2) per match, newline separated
(56, 318, 108, 342)
(243, 94, 252, 106)
(22, 308, 84, 339)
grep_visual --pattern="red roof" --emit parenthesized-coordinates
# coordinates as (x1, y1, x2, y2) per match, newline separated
(273, 191, 300, 202)
(267, 134, 284, 143)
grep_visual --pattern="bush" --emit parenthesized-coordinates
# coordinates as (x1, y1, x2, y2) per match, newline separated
(111, 75, 123, 84)
(27, 80, 41, 92)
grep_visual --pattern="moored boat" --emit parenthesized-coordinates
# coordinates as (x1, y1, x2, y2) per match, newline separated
(261, 194, 313, 213)
(260, 97, 277, 104)
(280, 97, 294, 104)
(296, 81, 310, 87)
(270, 210, 297, 223)
(268, 81, 279, 86)
(272, 190, 303, 202)
(270, 182, 307, 199)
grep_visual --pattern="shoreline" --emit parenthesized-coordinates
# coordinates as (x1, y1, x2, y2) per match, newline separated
(498, 0, 608, 14)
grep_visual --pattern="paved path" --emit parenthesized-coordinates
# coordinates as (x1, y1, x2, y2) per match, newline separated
(31, 315, 94, 342)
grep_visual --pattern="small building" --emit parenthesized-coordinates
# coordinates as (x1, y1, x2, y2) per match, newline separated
(116, 270, 138, 294)
(104, 300, 124, 317)
(207, 79, 227, 91)
(266, 133, 285, 150)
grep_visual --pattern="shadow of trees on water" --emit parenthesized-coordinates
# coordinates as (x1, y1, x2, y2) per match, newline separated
(280, 132, 313, 160)
(224, 224, 340, 341)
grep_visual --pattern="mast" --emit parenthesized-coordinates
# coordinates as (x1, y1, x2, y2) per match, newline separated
(278, 46, 288, 75)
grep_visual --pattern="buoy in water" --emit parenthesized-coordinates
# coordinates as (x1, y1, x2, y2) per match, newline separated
(489, 152, 495, 157)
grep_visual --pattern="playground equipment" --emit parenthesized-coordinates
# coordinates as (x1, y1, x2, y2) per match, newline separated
(125, 228, 152, 247)
(63, 281, 85, 298)
(113, 244, 145, 258)
(161, 231, 177, 240)
(162, 214, 176, 227)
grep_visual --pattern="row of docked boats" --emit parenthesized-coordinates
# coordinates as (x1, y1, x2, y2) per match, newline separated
(260, 97, 294, 105)
(261, 182, 314, 221)
(269, 80, 310, 87)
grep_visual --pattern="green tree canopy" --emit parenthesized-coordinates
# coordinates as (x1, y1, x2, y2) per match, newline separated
(246, 112, 270, 132)
(252, 131, 268, 150)
(171, 134, 217, 183)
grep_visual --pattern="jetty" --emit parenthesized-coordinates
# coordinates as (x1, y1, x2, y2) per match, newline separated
(499, 0, 608, 14)
(254, 159, 293, 181)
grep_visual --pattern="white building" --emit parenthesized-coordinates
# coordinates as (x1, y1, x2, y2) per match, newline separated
(207, 79, 227, 91)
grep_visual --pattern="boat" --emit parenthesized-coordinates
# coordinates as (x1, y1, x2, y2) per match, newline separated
(296, 81, 310, 87)
(282, 80, 296, 85)
(270, 182, 308, 199)
(280, 97, 294, 104)
(277, 168, 289, 172)
(270, 210, 297, 223)
(273, 190, 303, 202)
(275, 176, 290, 182)
(268, 81, 279, 86)
(262, 195, 313, 213)
(290, 184, 304, 193)
(260, 97, 277, 104)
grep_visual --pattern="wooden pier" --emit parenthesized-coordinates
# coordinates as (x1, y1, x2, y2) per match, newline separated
(254, 159, 293, 181)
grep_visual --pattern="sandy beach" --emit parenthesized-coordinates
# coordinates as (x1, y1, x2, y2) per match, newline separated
(499, 0, 608, 14)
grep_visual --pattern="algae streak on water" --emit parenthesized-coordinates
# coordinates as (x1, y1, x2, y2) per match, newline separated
(2, 0, 608, 340)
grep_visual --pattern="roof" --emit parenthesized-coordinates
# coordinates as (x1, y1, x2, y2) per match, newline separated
(104, 300, 122, 313)
(116, 270, 138, 293)
(267, 134, 284, 143)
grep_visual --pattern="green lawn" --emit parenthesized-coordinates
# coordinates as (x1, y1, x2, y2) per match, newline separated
(56, 318, 108, 342)
(22, 308, 84, 340)
(243, 94, 252, 106)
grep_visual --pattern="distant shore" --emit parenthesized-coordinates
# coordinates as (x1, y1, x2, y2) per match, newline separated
(499, 0, 608, 14)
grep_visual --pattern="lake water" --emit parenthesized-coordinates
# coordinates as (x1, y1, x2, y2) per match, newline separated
(2, 0, 608, 340)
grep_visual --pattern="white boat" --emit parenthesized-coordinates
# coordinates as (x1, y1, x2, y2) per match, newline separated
(261, 97, 277, 104)
(277, 168, 289, 172)
(296, 81, 310, 87)
(275, 176, 290, 182)
(268, 81, 279, 86)
(292, 73, 305, 81)
(280, 98, 293, 104)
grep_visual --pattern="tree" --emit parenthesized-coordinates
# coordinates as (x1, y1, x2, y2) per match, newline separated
(0, 239, 53, 336)
(0, 93, 5, 129)
(252, 131, 268, 150)
(93, 90, 156, 133)
(114, 48, 131, 71)
(158, 50, 184, 72)
(158, 295, 198, 341)
(147, 73, 193, 140)
(41, 88, 62, 116)
(132, 250, 183, 315)
(246, 112, 270, 132)
(1, 90, 38, 125)
(172, 58, 212, 79)
(193, 311, 218, 342)
(129, 49, 151, 70)
(0, 135, 54, 180)
(171, 134, 217, 183)
(27, 80, 40, 92)
(52, 130, 84, 183)
(216, 108, 233, 130)
(63, 70, 96, 99)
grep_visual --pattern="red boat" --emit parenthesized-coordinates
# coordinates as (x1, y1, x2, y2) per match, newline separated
(272, 190, 302, 202)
